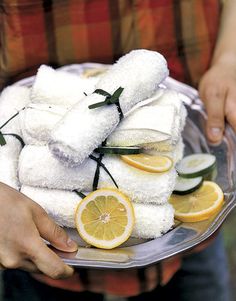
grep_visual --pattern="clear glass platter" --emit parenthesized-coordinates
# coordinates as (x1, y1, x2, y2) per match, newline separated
(15, 63, 236, 269)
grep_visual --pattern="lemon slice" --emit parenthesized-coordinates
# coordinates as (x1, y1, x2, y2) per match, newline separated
(82, 68, 108, 78)
(120, 154, 173, 173)
(75, 188, 135, 249)
(169, 181, 224, 222)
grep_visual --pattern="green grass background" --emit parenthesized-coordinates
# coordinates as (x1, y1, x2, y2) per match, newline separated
(223, 212, 236, 300)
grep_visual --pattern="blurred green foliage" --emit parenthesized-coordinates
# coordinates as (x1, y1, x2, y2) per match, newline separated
(223, 211, 236, 300)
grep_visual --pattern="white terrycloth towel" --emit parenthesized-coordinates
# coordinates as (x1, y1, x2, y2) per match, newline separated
(21, 186, 82, 228)
(19, 145, 177, 205)
(132, 203, 174, 238)
(31, 65, 99, 106)
(106, 105, 175, 147)
(19, 93, 184, 150)
(0, 86, 30, 189)
(138, 89, 187, 141)
(19, 104, 68, 145)
(19, 96, 172, 148)
(160, 137, 185, 163)
(49, 49, 169, 166)
(0, 86, 30, 134)
(105, 90, 187, 151)
(147, 89, 187, 130)
(144, 137, 185, 164)
(20, 186, 174, 238)
(0, 136, 22, 189)
(140, 90, 187, 151)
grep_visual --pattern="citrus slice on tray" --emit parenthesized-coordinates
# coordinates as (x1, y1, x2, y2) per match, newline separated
(120, 154, 173, 173)
(169, 181, 224, 222)
(82, 68, 108, 78)
(75, 188, 135, 249)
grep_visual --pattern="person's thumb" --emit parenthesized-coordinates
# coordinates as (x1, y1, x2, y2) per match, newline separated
(200, 87, 225, 143)
(33, 207, 78, 252)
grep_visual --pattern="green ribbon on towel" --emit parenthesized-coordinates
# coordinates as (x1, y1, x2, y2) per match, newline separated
(0, 132, 6, 146)
(2, 133, 25, 148)
(89, 87, 124, 120)
(0, 107, 26, 147)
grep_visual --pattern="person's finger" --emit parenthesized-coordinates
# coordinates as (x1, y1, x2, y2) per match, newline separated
(20, 259, 41, 273)
(225, 89, 236, 132)
(0, 251, 38, 273)
(29, 239, 74, 279)
(200, 86, 225, 143)
(33, 204, 77, 252)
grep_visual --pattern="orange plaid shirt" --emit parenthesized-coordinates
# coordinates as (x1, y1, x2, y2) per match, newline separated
(0, 0, 221, 297)
(1, 0, 221, 89)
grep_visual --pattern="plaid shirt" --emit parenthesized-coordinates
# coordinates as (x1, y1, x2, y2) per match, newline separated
(0, 0, 221, 89)
(0, 0, 221, 297)
(33, 256, 182, 297)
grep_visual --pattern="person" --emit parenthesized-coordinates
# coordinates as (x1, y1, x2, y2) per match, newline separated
(0, 0, 235, 300)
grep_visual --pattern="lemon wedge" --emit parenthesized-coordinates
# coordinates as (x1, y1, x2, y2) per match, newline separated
(121, 154, 173, 173)
(75, 188, 135, 249)
(169, 181, 224, 222)
(82, 68, 107, 78)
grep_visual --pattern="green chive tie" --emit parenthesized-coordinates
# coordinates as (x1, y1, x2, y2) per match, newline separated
(88, 87, 124, 120)
(0, 132, 6, 146)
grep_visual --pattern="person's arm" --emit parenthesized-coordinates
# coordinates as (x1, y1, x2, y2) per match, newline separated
(199, 0, 236, 143)
(0, 182, 77, 278)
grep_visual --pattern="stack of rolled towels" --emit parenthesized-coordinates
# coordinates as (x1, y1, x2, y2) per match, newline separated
(0, 50, 187, 239)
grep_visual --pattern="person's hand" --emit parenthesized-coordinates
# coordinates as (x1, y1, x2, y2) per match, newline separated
(199, 56, 236, 143)
(0, 182, 78, 279)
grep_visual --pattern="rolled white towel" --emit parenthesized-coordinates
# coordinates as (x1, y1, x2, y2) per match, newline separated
(19, 93, 184, 150)
(0, 86, 30, 134)
(20, 185, 174, 238)
(19, 98, 171, 147)
(106, 105, 175, 147)
(19, 104, 68, 145)
(49, 49, 169, 166)
(144, 90, 187, 149)
(160, 138, 185, 163)
(141, 93, 187, 152)
(143, 114, 185, 152)
(31, 65, 99, 106)
(21, 185, 82, 228)
(0, 86, 30, 189)
(132, 203, 174, 239)
(19, 145, 177, 204)
(148, 89, 187, 131)
(107, 90, 187, 151)
(144, 138, 185, 164)
(0, 136, 22, 189)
